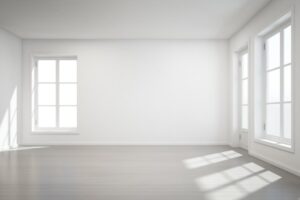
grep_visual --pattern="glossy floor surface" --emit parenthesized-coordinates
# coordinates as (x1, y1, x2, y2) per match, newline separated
(0, 146, 300, 200)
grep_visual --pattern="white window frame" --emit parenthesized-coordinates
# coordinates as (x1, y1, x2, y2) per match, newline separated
(32, 56, 78, 133)
(238, 49, 249, 133)
(262, 21, 293, 146)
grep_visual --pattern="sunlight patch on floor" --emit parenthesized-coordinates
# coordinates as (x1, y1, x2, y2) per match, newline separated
(195, 162, 281, 200)
(183, 150, 242, 169)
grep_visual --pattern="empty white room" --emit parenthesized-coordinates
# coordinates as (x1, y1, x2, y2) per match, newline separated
(0, 0, 300, 199)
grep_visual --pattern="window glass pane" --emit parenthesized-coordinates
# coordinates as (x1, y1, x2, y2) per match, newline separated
(267, 69, 280, 103)
(284, 26, 291, 65)
(283, 103, 291, 139)
(38, 84, 56, 105)
(59, 106, 77, 128)
(59, 84, 77, 105)
(59, 60, 77, 82)
(266, 33, 280, 70)
(266, 104, 280, 137)
(242, 106, 248, 129)
(284, 65, 291, 102)
(242, 79, 248, 104)
(38, 106, 56, 128)
(242, 53, 248, 78)
(32, 67, 36, 91)
(38, 60, 56, 82)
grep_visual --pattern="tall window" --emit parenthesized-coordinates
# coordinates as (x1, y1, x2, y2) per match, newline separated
(239, 51, 249, 131)
(264, 22, 292, 144)
(33, 57, 78, 131)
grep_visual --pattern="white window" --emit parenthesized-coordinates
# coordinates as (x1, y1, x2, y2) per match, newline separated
(239, 51, 249, 131)
(238, 49, 249, 150)
(263, 22, 292, 144)
(33, 57, 78, 132)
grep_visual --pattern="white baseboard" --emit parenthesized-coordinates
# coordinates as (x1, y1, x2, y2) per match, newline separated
(0, 146, 10, 151)
(20, 141, 229, 146)
(249, 151, 300, 177)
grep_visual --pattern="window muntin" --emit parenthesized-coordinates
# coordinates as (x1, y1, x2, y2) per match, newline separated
(264, 23, 292, 143)
(33, 57, 78, 131)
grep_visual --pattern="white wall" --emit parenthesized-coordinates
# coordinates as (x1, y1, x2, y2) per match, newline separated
(0, 28, 22, 149)
(22, 40, 229, 145)
(230, 0, 300, 175)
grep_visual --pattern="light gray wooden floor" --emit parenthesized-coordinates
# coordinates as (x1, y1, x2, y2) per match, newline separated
(0, 145, 300, 200)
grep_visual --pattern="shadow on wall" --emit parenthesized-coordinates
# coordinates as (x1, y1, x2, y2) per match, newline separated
(0, 87, 18, 151)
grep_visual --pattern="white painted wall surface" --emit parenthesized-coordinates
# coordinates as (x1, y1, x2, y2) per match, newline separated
(22, 40, 229, 145)
(0, 29, 22, 149)
(230, 0, 300, 175)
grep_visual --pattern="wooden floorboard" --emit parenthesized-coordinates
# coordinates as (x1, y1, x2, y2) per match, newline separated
(0, 145, 300, 200)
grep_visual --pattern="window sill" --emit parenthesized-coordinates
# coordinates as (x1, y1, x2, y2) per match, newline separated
(255, 138, 294, 153)
(32, 130, 79, 135)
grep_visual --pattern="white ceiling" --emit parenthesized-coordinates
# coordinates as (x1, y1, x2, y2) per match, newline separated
(0, 0, 271, 39)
